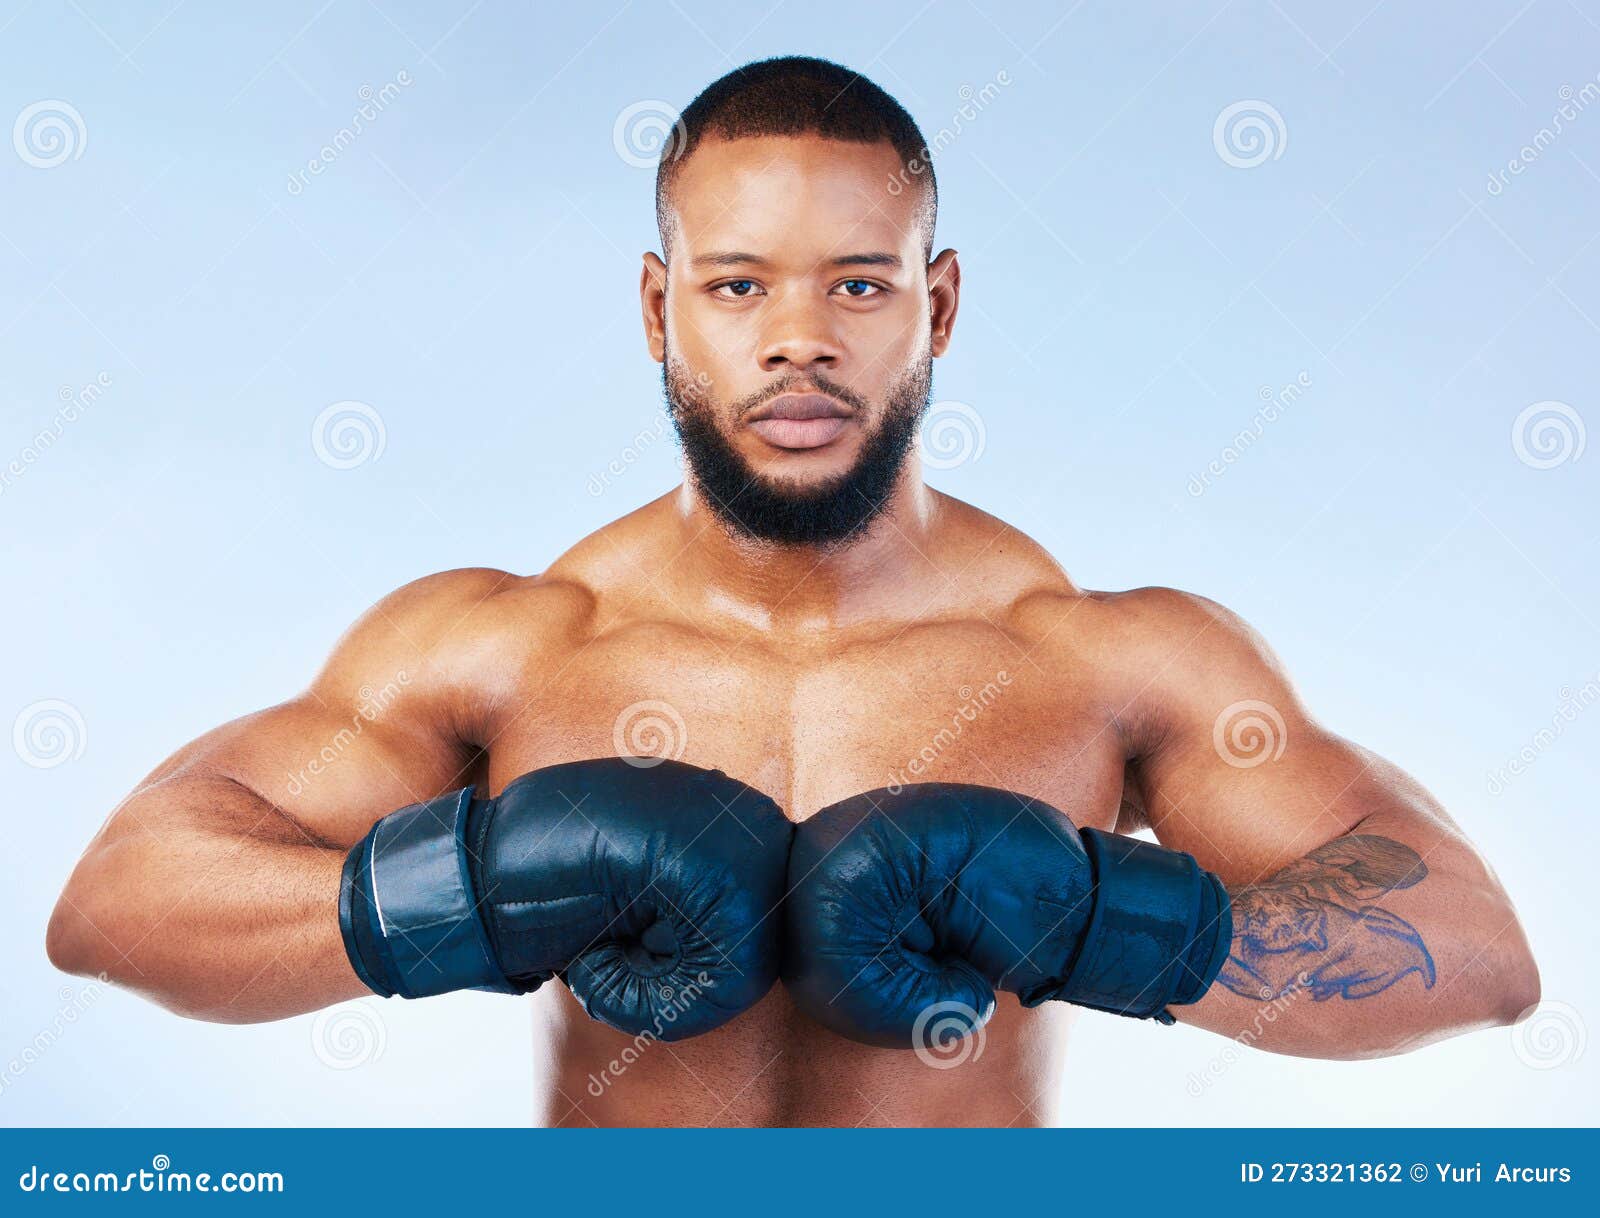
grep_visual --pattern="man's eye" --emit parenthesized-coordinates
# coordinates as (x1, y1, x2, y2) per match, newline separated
(715, 280, 759, 298)
(836, 279, 882, 298)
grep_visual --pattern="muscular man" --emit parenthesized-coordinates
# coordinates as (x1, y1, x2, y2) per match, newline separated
(46, 56, 1538, 1127)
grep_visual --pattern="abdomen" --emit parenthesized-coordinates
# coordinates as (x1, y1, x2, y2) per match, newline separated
(535, 983, 1073, 1127)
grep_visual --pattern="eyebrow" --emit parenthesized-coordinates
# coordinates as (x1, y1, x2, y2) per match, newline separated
(690, 251, 903, 269)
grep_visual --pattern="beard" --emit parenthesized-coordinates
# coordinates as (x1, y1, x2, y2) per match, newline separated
(663, 350, 931, 548)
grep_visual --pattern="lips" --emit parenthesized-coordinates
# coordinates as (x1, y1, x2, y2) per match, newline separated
(747, 393, 852, 450)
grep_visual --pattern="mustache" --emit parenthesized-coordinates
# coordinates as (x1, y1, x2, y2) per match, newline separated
(725, 373, 872, 419)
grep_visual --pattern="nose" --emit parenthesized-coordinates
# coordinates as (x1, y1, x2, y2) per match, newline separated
(757, 289, 843, 374)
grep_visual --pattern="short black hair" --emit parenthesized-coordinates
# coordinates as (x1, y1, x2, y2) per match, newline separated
(654, 55, 937, 261)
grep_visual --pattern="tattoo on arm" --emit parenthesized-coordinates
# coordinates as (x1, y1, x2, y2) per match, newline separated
(1219, 835, 1436, 1002)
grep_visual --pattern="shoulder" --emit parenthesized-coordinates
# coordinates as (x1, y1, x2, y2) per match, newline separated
(1109, 588, 1304, 762)
(1008, 582, 1300, 742)
(1010, 583, 1278, 669)
(1090, 586, 1281, 672)
(927, 497, 1277, 679)
(312, 567, 603, 738)
(336, 567, 596, 650)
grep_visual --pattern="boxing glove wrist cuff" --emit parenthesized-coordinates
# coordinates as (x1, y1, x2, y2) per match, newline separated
(338, 788, 521, 1000)
(1052, 827, 1233, 1023)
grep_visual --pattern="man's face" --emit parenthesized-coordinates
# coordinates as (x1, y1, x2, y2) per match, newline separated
(647, 135, 948, 545)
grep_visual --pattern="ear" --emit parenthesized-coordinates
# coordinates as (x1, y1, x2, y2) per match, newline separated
(927, 249, 961, 357)
(640, 252, 668, 362)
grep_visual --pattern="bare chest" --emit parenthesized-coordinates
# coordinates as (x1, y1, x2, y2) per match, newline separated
(482, 619, 1126, 829)
(478, 613, 1116, 1125)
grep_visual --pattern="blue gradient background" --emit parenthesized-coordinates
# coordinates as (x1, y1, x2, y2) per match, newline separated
(2, 1, 1595, 1126)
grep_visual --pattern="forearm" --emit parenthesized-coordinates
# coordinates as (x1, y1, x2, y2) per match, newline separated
(47, 773, 365, 1023)
(1178, 817, 1539, 1057)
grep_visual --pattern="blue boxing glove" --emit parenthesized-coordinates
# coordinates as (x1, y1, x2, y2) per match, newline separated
(783, 783, 1231, 1048)
(340, 757, 791, 1041)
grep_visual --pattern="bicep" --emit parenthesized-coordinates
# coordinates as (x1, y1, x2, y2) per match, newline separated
(141, 692, 476, 849)
(1134, 716, 1459, 888)
(1118, 590, 1457, 885)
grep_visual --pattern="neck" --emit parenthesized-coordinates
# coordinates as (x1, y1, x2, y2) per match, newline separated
(664, 458, 939, 631)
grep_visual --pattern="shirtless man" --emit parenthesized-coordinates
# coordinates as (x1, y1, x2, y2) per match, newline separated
(46, 56, 1539, 1127)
